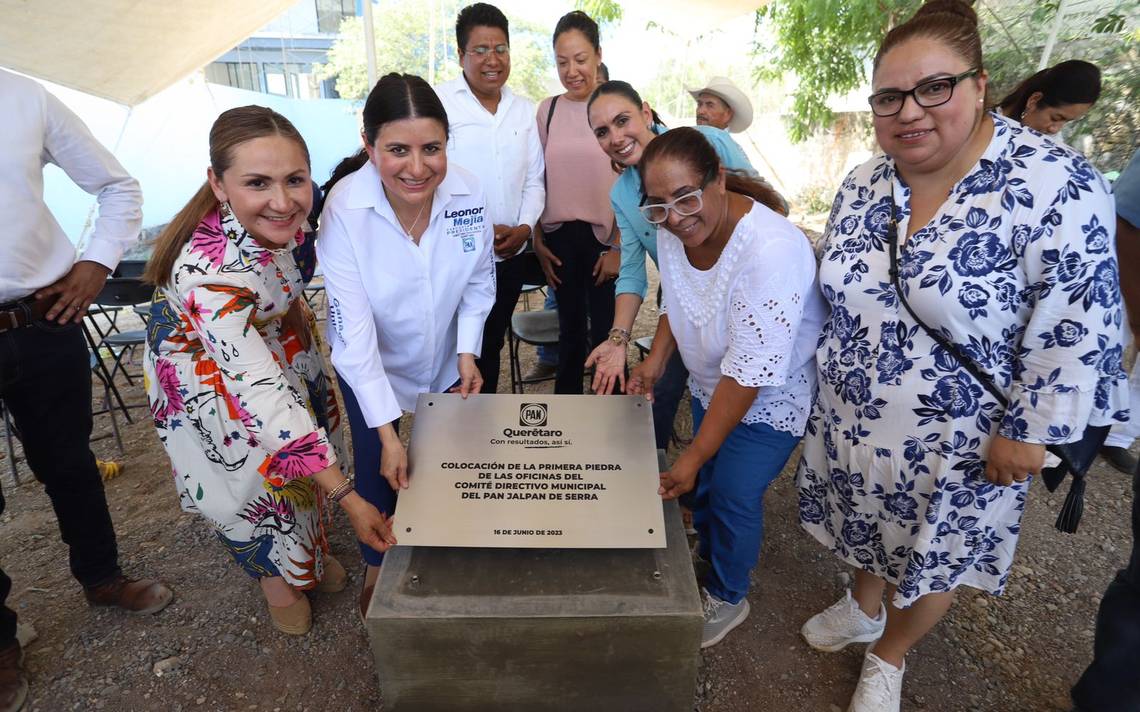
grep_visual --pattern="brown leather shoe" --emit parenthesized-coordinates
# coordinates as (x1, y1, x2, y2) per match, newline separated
(0, 641, 27, 712)
(359, 582, 375, 623)
(84, 576, 173, 615)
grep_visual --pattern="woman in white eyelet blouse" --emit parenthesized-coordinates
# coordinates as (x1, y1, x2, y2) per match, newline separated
(628, 127, 826, 647)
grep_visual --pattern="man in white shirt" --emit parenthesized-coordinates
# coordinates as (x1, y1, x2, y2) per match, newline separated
(0, 69, 172, 712)
(436, 2, 545, 393)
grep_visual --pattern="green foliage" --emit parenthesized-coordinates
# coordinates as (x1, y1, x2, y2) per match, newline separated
(980, 0, 1137, 172)
(574, 0, 623, 25)
(753, 0, 921, 142)
(754, 0, 1137, 170)
(316, 0, 552, 104)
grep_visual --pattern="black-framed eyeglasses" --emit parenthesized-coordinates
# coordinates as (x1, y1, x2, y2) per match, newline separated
(638, 189, 704, 225)
(466, 44, 509, 57)
(867, 69, 979, 117)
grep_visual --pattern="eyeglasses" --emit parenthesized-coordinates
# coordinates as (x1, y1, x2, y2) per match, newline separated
(867, 69, 979, 117)
(466, 44, 509, 57)
(638, 189, 704, 225)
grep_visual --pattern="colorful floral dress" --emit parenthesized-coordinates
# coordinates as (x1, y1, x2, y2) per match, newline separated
(797, 114, 1127, 608)
(144, 206, 346, 587)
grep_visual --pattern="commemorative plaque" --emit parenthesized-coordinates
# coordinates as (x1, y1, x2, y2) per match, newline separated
(392, 393, 666, 548)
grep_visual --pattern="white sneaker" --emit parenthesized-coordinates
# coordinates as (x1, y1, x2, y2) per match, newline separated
(801, 590, 886, 652)
(701, 588, 750, 649)
(848, 649, 904, 712)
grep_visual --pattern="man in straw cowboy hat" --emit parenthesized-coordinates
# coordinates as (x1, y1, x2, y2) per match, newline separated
(689, 76, 753, 133)
(688, 76, 787, 213)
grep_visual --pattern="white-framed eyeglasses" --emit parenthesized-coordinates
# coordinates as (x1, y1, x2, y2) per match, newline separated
(467, 44, 509, 57)
(638, 189, 704, 225)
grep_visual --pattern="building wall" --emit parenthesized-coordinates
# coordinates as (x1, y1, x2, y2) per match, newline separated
(204, 0, 355, 100)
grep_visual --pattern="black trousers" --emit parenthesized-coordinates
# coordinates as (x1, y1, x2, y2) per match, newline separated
(0, 317, 121, 645)
(1071, 465, 1140, 711)
(476, 251, 544, 394)
(544, 221, 615, 394)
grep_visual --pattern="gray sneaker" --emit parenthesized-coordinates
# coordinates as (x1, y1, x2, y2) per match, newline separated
(701, 588, 750, 649)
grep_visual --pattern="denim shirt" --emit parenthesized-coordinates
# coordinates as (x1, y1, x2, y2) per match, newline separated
(613, 124, 756, 299)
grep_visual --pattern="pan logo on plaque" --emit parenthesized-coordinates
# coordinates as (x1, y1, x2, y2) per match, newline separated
(519, 402, 547, 427)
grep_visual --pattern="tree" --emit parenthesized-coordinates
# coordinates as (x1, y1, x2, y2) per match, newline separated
(753, 0, 921, 142)
(574, 0, 623, 25)
(754, 0, 1137, 171)
(316, 0, 553, 104)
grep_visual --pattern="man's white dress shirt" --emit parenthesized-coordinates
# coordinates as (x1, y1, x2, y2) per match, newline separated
(435, 76, 545, 262)
(317, 161, 496, 428)
(0, 69, 142, 303)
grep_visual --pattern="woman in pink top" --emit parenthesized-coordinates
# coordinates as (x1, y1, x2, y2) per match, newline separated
(532, 10, 620, 394)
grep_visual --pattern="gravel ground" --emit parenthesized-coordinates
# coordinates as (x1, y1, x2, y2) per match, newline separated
(0, 250, 1132, 712)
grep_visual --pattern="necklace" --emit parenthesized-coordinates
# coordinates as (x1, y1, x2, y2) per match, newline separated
(396, 198, 430, 238)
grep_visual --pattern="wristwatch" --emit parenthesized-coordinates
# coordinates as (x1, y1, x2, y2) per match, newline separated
(607, 327, 630, 346)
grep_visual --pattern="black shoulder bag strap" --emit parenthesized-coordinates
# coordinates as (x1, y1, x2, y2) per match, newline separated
(545, 95, 559, 136)
(884, 194, 1107, 533)
(539, 96, 558, 197)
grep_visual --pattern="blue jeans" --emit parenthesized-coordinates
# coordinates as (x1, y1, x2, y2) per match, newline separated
(651, 349, 688, 450)
(685, 398, 799, 605)
(1071, 465, 1140, 710)
(335, 370, 398, 567)
(536, 290, 558, 365)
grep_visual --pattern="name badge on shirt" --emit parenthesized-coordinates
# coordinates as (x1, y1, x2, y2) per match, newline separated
(444, 206, 485, 253)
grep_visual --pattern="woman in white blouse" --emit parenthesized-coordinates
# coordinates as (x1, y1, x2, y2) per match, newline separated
(317, 73, 496, 614)
(629, 127, 825, 649)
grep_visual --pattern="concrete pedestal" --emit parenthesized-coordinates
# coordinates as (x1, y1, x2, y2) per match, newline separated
(365, 499, 701, 711)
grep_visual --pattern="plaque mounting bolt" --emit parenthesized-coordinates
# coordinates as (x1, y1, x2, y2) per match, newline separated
(652, 570, 662, 581)
(410, 575, 420, 586)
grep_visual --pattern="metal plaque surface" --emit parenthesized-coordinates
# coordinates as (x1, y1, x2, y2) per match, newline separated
(392, 393, 666, 548)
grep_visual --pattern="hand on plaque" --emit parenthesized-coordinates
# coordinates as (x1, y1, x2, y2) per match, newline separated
(342, 493, 398, 552)
(379, 425, 409, 490)
(658, 450, 700, 500)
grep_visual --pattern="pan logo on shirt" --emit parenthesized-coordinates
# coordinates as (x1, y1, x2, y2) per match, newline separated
(444, 206, 485, 252)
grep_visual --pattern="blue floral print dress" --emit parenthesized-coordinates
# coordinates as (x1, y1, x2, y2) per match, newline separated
(797, 114, 1127, 608)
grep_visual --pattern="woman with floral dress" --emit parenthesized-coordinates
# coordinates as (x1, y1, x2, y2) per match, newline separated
(143, 107, 396, 636)
(795, 2, 1126, 710)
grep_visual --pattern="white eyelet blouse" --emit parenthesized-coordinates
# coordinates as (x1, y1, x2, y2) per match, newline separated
(658, 200, 826, 435)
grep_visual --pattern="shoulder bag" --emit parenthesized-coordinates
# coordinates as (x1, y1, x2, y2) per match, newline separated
(885, 197, 1109, 533)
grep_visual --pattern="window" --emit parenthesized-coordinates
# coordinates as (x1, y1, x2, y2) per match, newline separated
(316, 0, 355, 33)
(204, 62, 261, 92)
(262, 63, 322, 99)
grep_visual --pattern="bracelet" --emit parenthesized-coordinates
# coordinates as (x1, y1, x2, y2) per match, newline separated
(327, 477, 355, 503)
(607, 327, 630, 346)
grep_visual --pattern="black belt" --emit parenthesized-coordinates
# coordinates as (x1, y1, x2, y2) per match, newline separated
(0, 294, 57, 334)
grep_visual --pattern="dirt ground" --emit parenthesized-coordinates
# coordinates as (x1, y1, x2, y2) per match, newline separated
(0, 255, 1133, 712)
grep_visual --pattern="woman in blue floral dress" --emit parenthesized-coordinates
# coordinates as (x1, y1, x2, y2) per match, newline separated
(795, 2, 1127, 710)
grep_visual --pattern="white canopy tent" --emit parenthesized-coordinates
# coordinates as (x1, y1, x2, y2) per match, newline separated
(0, 0, 296, 106)
(1, 0, 773, 107)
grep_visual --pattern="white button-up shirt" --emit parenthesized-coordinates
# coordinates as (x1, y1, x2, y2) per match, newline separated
(317, 161, 496, 428)
(435, 76, 545, 262)
(0, 69, 142, 303)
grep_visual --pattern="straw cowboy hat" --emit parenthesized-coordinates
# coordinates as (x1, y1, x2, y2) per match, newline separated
(687, 76, 754, 133)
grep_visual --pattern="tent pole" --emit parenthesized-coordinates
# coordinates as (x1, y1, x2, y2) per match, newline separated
(363, 0, 378, 89)
(1038, 0, 1069, 70)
